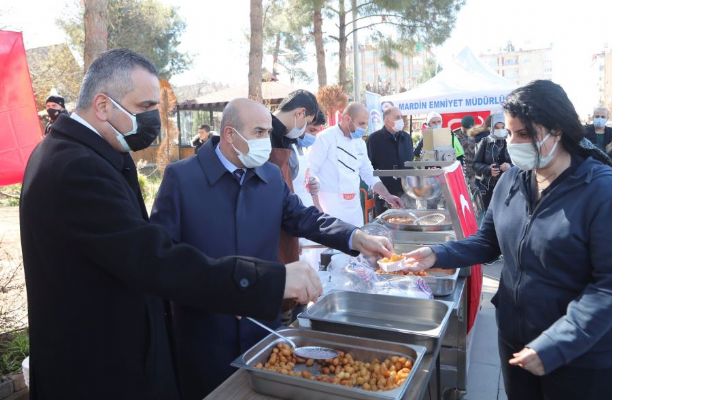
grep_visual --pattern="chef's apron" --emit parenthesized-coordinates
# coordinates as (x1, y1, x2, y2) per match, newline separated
(318, 134, 365, 227)
(269, 147, 300, 264)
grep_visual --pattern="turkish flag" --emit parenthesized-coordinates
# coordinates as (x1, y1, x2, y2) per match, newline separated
(0, 31, 43, 186)
(443, 161, 483, 332)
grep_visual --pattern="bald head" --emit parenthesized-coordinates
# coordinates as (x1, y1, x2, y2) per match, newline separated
(339, 102, 368, 137)
(221, 98, 271, 134)
(344, 102, 367, 119)
(383, 106, 403, 133)
(593, 107, 609, 120)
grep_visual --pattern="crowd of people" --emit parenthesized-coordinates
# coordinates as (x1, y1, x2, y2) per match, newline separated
(26, 47, 612, 400)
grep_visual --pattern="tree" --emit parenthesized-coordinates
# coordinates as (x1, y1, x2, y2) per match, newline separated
(312, 0, 327, 87)
(321, 0, 465, 87)
(156, 79, 178, 174)
(418, 57, 442, 84)
(249, 0, 264, 101)
(58, 0, 191, 79)
(83, 0, 108, 72)
(26, 44, 83, 111)
(263, 0, 313, 84)
(316, 85, 348, 123)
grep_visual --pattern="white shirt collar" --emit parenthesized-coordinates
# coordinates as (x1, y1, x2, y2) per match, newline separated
(70, 112, 103, 138)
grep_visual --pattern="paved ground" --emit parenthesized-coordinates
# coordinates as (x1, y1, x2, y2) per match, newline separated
(464, 260, 507, 400)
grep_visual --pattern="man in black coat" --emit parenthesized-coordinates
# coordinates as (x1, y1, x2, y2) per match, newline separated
(19, 49, 324, 400)
(366, 106, 414, 216)
(584, 106, 612, 157)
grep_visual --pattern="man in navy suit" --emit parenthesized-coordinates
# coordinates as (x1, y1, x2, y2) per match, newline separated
(150, 98, 392, 399)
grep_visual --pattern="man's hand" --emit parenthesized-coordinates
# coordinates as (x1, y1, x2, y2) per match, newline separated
(384, 194, 405, 209)
(500, 162, 511, 172)
(351, 229, 393, 258)
(490, 164, 501, 177)
(283, 261, 322, 304)
(306, 177, 319, 196)
(402, 247, 436, 271)
(508, 347, 545, 376)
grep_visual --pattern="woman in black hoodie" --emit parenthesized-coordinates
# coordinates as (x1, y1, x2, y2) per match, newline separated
(405, 80, 612, 400)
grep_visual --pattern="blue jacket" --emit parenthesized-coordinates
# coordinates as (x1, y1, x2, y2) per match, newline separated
(150, 137, 357, 399)
(433, 156, 611, 373)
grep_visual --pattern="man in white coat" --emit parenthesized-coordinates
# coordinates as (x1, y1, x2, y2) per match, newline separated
(308, 103, 404, 227)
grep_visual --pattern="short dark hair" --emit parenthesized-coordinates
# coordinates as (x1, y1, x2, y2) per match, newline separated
(310, 110, 326, 126)
(277, 89, 319, 117)
(77, 48, 159, 110)
(503, 80, 609, 165)
(199, 124, 211, 131)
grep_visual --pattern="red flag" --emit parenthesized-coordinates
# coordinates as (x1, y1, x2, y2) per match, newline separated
(443, 162, 483, 332)
(0, 30, 43, 186)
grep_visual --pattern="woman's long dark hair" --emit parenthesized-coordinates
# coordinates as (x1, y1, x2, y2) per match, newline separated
(502, 80, 611, 166)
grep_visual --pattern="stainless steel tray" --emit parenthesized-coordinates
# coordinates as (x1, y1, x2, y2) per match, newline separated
(378, 209, 453, 232)
(232, 328, 427, 400)
(299, 291, 453, 353)
(376, 267, 460, 297)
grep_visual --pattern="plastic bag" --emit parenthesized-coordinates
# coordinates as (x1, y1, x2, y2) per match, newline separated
(326, 254, 433, 299)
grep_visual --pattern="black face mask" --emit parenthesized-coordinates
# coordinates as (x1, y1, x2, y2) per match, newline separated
(47, 108, 67, 121)
(107, 96, 162, 152)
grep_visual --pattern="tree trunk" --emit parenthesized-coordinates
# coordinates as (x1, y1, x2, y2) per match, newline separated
(313, 4, 327, 87)
(272, 32, 281, 79)
(83, 0, 108, 72)
(249, 0, 264, 101)
(337, 0, 347, 87)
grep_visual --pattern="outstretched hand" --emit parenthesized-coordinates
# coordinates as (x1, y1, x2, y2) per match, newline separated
(402, 247, 436, 271)
(351, 230, 393, 258)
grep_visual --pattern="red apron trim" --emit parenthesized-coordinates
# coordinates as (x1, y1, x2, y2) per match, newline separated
(342, 193, 356, 200)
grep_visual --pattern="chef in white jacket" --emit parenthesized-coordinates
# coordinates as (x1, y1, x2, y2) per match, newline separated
(308, 103, 404, 227)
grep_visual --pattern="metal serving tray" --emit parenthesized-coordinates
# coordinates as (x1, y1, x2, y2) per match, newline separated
(376, 267, 460, 297)
(299, 291, 453, 353)
(379, 209, 453, 232)
(232, 328, 427, 400)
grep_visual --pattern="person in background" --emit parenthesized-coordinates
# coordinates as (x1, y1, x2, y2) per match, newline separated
(367, 106, 414, 216)
(269, 89, 321, 265)
(293, 110, 326, 210)
(472, 113, 512, 213)
(309, 103, 404, 226)
(192, 124, 212, 154)
(584, 106, 612, 157)
(464, 114, 491, 187)
(405, 80, 612, 400)
(413, 111, 464, 163)
(20, 48, 323, 399)
(151, 98, 392, 399)
(44, 95, 68, 136)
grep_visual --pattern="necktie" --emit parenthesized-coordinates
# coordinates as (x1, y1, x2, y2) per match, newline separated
(233, 169, 245, 184)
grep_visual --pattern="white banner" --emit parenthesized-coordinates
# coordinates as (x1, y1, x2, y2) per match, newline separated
(381, 90, 507, 116)
(364, 91, 383, 134)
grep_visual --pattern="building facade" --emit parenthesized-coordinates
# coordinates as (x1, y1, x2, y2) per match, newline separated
(347, 43, 434, 95)
(592, 47, 612, 114)
(479, 42, 553, 87)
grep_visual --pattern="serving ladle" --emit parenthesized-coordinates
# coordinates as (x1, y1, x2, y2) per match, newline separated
(246, 317, 338, 360)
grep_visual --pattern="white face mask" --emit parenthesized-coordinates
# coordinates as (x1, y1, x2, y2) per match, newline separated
(507, 133, 559, 171)
(429, 122, 442, 129)
(286, 113, 308, 139)
(492, 128, 508, 140)
(229, 127, 272, 168)
(394, 119, 405, 131)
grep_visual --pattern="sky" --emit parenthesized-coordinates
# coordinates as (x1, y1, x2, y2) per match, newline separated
(0, 0, 610, 114)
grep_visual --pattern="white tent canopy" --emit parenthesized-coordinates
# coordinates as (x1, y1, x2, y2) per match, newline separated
(381, 47, 516, 115)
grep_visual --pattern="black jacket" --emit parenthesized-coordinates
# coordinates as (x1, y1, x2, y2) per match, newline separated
(472, 136, 512, 192)
(20, 115, 287, 399)
(366, 127, 414, 196)
(584, 125, 612, 154)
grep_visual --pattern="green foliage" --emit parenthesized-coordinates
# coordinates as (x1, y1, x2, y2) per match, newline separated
(0, 329, 29, 375)
(58, 0, 191, 79)
(0, 184, 21, 207)
(418, 57, 442, 84)
(263, 0, 313, 83)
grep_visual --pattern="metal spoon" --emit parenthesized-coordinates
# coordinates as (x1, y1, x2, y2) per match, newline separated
(245, 317, 338, 360)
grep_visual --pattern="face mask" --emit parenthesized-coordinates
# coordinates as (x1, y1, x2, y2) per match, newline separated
(394, 119, 404, 131)
(507, 132, 559, 170)
(47, 108, 66, 121)
(429, 123, 442, 129)
(297, 133, 316, 147)
(229, 127, 272, 168)
(351, 127, 366, 139)
(286, 113, 308, 139)
(593, 117, 607, 128)
(492, 128, 508, 140)
(106, 96, 161, 152)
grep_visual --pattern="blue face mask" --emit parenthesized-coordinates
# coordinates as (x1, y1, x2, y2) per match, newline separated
(297, 133, 316, 147)
(351, 127, 366, 139)
(593, 117, 607, 128)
